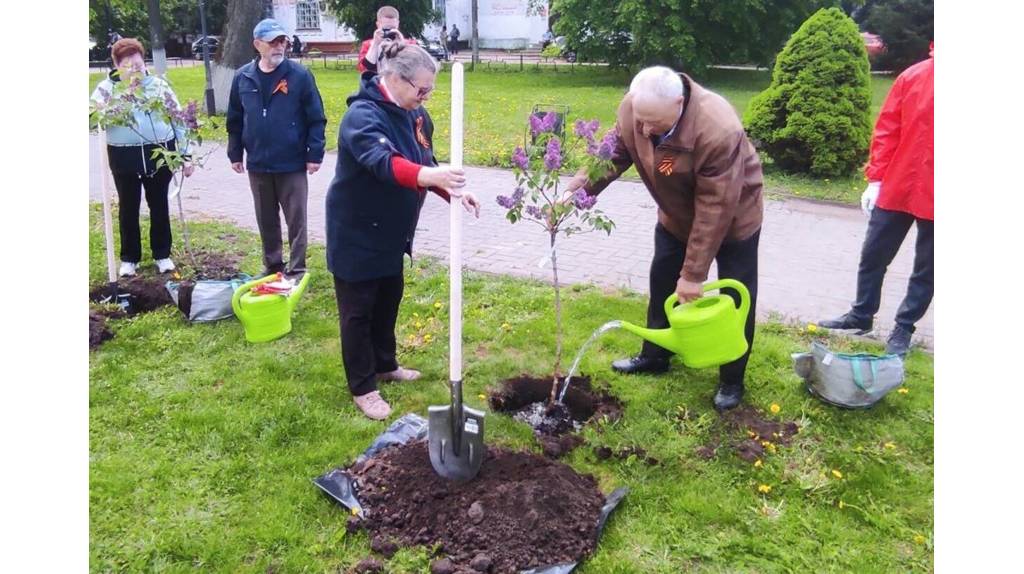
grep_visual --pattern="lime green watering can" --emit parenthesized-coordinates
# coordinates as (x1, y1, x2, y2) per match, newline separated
(232, 272, 312, 343)
(620, 279, 751, 369)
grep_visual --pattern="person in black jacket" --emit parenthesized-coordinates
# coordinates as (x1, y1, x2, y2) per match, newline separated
(227, 18, 327, 278)
(326, 41, 480, 420)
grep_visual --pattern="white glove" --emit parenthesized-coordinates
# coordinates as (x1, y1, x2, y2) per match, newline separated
(861, 182, 881, 215)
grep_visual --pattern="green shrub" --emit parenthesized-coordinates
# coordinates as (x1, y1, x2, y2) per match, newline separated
(541, 43, 562, 59)
(744, 8, 873, 177)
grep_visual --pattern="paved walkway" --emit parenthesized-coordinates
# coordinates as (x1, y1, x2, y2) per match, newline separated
(88, 135, 933, 348)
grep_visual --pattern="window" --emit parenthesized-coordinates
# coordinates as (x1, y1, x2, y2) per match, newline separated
(296, 0, 321, 30)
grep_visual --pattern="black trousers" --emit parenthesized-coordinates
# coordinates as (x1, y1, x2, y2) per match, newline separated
(641, 223, 760, 387)
(333, 274, 404, 397)
(849, 207, 934, 332)
(111, 168, 173, 263)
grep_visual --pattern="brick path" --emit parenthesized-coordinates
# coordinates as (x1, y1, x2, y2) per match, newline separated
(88, 135, 933, 348)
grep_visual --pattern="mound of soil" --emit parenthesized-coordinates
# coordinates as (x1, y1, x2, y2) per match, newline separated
(692, 405, 800, 462)
(489, 376, 624, 458)
(190, 249, 243, 280)
(89, 309, 119, 349)
(348, 441, 607, 573)
(593, 445, 660, 466)
(89, 275, 172, 316)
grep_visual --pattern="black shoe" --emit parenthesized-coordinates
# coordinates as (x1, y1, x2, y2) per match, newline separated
(611, 355, 670, 375)
(817, 312, 873, 336)
(713, 382, 744, 411)
(885, 325, 913, 356)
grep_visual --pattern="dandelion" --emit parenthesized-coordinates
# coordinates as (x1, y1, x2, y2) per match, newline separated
(770, 403, 781, 414)
(806, 323, 818, 333)
(350, 507, 360, 516)
(478, 394, 486, 400)
(746, 430, 757, 438)
(758, 484, 772, 494)
(897, 388, 909, 394)
(914, 534, 926, 545)
(415, 321, 423, 329)
(838, 500, 846, 509)
(434, 301, 442, 309)
(501, 322, 511, 330)
(754, 459, 763, 468)
(884, 442, 896, 449)
(424, 334, 434, 343)
(831, 469, 843, 479)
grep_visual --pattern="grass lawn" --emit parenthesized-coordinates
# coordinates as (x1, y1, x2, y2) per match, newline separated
(89, 65, 894, 205)
(89, 207, 933, 572)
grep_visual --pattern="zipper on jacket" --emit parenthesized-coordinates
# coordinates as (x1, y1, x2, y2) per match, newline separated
(263, 108, 267, 118)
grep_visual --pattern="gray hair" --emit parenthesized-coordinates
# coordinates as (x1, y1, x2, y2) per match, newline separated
(629, 66, 683, 99)
(378, 41, 438, 80)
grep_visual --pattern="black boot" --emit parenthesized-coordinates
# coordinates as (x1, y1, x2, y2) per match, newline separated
(885, 324, 913, 356)
(611, 355, 670, 375)
(817, 312, 873, 336)
(713, 382, 744, 411)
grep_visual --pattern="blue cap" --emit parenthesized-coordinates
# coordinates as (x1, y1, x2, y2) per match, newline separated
(253, 19, 288, 41)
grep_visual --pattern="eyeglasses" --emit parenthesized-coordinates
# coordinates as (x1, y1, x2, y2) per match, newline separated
(402, 77, 434, 98)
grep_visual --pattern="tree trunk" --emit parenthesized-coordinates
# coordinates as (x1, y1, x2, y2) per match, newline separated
(146, 0, 167, 74)
(549, 231, 563, 404)
(213, 0, 264, 112)
(471, 0, 479, 68)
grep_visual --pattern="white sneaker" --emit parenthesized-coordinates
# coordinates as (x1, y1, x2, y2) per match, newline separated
(119, 262, 137, 277)
(156, 258, 176, 273)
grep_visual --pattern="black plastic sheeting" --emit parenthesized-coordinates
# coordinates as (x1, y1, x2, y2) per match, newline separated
(314, 413, 627, 574)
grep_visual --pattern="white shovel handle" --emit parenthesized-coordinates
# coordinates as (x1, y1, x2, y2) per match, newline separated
(449, 63, 464, 382)
(98, 129, 118, 284)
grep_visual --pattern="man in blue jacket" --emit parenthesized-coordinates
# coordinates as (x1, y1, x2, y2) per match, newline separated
(227, 18, 327, 277)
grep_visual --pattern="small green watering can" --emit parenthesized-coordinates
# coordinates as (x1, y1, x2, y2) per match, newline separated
(620, 279, 750, 369)
(232, 272, 312, 343)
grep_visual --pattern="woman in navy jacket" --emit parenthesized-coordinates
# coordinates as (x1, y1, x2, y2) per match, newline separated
(326, 42, 480, 420)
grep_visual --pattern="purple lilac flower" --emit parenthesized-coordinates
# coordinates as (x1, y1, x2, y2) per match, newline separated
(573, 188, 597, 210)
(180, 101, 199, 130)
(511, 146, 529, 170)
(573, 119, 600, 143)
(529, 114, 543, 137)
(525, 205, 543, 219)
(594, 128, 620, 161)
(543, 137, 562, 171)
(511, 186, 524, 203)
(96, 86, 111, 103)
(529, 112, 559, 137)
(496, 195, 515, 209)
(163, 92, 179, 113)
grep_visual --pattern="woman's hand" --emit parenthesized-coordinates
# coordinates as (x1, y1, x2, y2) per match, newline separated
(459, 191, 481, 218)
(418, 166, 465, 190)
(182, 162, 195, 177)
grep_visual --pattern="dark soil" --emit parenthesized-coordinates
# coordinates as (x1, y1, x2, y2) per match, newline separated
(189, 249, 243, 280)
(692, 405, 800, 462)
(350, 558, 384, 573)
(89, 275, 173, 316)
(348, 441, 607, 573)
(489, 376, 624, 458)
(89, 308, 121, 349)
(593, 445, 660, 466)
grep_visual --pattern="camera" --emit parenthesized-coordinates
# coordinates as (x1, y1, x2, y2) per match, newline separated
(381, 28, 398, 40)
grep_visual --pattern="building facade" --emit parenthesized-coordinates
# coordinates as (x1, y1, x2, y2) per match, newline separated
(271, 0, 549, 51)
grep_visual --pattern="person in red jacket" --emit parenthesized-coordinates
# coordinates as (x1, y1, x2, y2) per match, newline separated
(357, 5, 418, 74)
(818, 44, 934, 356)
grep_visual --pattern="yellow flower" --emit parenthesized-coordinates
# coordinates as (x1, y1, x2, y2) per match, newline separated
(434, 301, 442, 309)
(477, 394, 486, 400)
(501, 322, 511, 330)
(898, 388, 909, 394)
(415, 321, 423, 329)
(806, 323, 818, 333)
(884, 442, 896, 449)
(413, 312, 419, 318)
(754, 459, 763, 468)
(770, 403, 781, 414)
(746, 430, 757, 438)
(914, 534, 926, 545)
(758, 484, 772, 494)
(831, 469, 843, 479)
(424, 334, 434, 343)
(838, 500, 846, 509)
(350, 506, 359, 516)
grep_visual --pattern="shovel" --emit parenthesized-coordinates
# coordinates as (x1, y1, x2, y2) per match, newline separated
(97, 128, 130, 311)
(428, 62, 485, 481)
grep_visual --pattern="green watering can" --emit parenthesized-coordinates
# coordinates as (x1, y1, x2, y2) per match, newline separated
(620, 279, 751, 369)
(232, 272, 312, 343)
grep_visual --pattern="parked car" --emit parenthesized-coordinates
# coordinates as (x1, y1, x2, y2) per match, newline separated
(192, 36, 220, 59)
(861, 32, 886, 59)
(417, 37, 448, 61)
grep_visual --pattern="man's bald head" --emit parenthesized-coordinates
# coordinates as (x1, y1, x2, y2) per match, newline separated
(629, 66, 685, 139)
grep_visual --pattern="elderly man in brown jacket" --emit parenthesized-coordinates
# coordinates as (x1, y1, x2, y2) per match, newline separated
(567, 66, 764, 410)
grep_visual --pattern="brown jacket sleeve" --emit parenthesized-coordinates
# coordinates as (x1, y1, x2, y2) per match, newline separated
(681, 129, 746, 282)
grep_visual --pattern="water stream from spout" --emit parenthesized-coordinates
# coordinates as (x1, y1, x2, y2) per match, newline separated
(556, 320, 623, 403)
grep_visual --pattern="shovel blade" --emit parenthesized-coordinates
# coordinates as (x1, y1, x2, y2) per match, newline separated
(428, 404, 485, 481)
